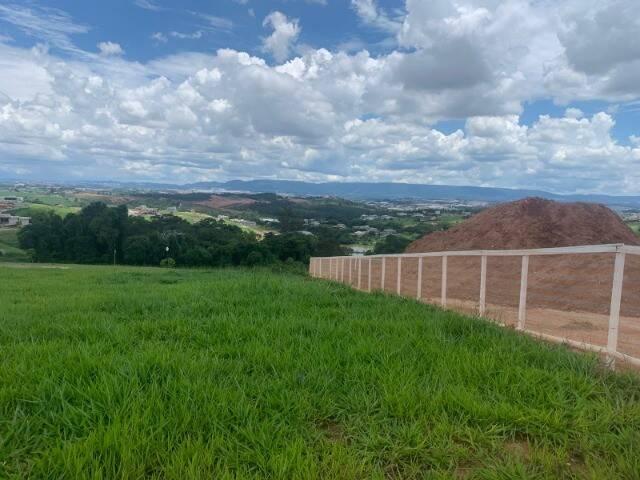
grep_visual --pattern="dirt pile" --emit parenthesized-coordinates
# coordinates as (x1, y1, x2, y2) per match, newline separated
(406, 197, 639, 253)
(404, 198, 640, 322)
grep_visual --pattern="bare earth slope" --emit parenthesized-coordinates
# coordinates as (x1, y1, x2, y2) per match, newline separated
(403, 198, 640, 325)
(407, 197, 640, 253)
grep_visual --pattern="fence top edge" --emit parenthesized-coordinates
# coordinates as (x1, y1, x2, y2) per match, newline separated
(621, 245, 640, 255)
(312, 243, 628, 260)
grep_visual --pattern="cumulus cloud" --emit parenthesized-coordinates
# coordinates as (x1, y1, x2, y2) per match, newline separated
(0, 42, 638, 192)
(262, 11, 301, 63)
(351, 0, 401, 32)
(97, 41, 124, 56)
(0, 0, 639, 193)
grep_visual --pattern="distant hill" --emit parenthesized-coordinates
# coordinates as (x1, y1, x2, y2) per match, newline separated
(13, 178, 640, 207)
(186, 180, 640, 207)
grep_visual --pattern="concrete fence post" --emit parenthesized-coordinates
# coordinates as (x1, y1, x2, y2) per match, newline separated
(441, 256, 448, 307)
(517, 255, 529, 330)
(417, 257, 423, 300)
(607, 251, 626, 368)
(479, 255, 487, 316)
(357, 257, 362, 290)
(368, 258, 372, 292)
(381, 257, 386, 292)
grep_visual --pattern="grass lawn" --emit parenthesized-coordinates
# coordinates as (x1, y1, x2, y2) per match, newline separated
(0, 229, 29, 262)
(1, 265, 639, 478)
(9, 203, 82, 218)
(174, 210, 215, 224)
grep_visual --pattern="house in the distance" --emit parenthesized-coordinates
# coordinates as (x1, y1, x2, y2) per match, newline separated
(0, 214, 31, 228)
(128, 205, 160, 217)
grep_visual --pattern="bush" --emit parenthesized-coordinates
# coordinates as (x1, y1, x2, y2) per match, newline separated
(245, 250, 265, 266)
(160, 257, 176, 268)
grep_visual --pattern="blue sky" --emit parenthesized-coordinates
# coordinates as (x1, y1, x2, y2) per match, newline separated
(0, 0, 639, 194)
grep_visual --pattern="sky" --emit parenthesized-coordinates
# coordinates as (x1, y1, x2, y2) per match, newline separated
(0, 0, 639, 194)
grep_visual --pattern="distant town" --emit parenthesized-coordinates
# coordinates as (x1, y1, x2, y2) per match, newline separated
(1, 181, 639, 263)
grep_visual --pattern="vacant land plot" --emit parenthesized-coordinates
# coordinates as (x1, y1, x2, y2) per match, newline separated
(1, 265, 640, 478)
(195, 195, 257, 209)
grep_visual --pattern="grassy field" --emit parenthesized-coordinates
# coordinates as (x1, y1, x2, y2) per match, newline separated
(9, 203, 82, 218)
(174, 210, 215, 224)
(1, 265, 639, 478)
(0, 229, 29, 262)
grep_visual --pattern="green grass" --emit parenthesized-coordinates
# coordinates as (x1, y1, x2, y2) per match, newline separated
(0, 229, 29, 262)
(9, 203, 81, 218)
(627, 221, 640, 236)
(0, 188, 79, 208)
(1, 265, 639, 479)
(174, 210, 215, 224)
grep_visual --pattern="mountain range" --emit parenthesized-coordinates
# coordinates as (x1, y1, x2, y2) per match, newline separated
(12, 178, 640, 208)
(185, 180, 640, 207)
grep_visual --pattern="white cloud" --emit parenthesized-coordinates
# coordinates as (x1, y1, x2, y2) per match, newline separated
(169, 31, 203, 40)
(134, 0, 164, 12)
(0, 3, 89, 54)
(151, 32, 168, 44)
(0, 42, 638, 192)
(351, 0, 401, 33)
(262, 12, 301, 63)
(198, 14, 234, 31)
(1, 0, 640, 193)
(97, 41, 124, 56)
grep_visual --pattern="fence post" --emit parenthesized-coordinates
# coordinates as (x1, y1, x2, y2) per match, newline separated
(319, 258, 323, 278)
(517, 255, 529, 330)
(341, 258, 345, 283)
(349, 258, 353, 284)
(417, 257, 423, 300)
(368, 258, 372, 292)
(479, 255, 487, 316)
(357, 257, 362, 290)
(441, 255, 448, 307)
(607, 251, 626, 369)
(381, 257, 386, 291)
(397, 257, 402, 295)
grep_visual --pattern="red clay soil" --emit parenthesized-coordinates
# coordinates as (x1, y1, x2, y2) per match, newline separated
(405, 198, 640, 319)
(407, 197, 640, 253)
(195, 195, 257, 209)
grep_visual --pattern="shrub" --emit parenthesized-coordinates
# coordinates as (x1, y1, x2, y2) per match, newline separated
(160, 257, 176, 268)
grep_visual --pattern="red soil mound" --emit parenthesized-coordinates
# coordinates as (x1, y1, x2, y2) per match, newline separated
(404, 198, 640, 320)
(406, 197, 639, 253)
(195, 195, 257, 209)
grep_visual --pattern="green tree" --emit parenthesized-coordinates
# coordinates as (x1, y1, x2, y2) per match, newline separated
(372, 235, 412, 255)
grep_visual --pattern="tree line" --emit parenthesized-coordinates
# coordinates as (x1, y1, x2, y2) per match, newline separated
(18, 202, 345, 268)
